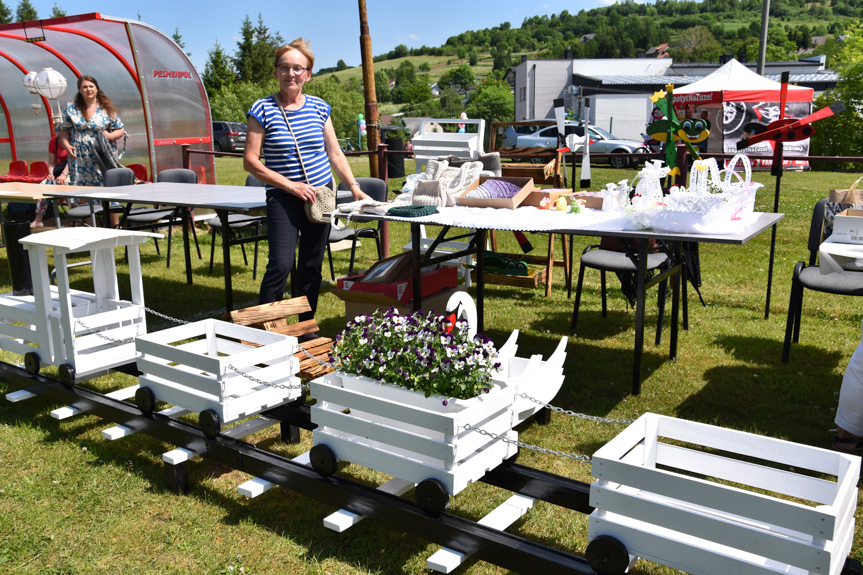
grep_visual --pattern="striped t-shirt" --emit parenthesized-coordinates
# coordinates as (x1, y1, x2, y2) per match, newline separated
(247, 94, 332, 189)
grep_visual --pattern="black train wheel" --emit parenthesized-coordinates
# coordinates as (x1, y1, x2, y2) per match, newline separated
(199, 409, 222, 439)
(58, 363, 76, 389)
(135, 387, 156, 415)
(415, 478, 450, 516)
(585, 535, 630, 575)
(309, 444, 338, 477)
(24, 351, 40, 376)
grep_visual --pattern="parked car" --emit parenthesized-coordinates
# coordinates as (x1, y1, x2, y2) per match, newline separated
(515, 123, 646, 168)
(212, 121, 247, 153)
(500, 124, 542, 148)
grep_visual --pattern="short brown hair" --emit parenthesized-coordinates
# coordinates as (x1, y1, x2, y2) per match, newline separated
(273, 37, 314, 72)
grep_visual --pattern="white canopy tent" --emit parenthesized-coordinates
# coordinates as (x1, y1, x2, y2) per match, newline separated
(671, 59, 814, 165)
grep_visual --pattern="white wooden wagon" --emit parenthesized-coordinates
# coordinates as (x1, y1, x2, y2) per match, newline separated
(134, 319, 302, 438)
(0, 228, 159, 386)
(307, 330, 568, 515)
(587, 412, 860, 575)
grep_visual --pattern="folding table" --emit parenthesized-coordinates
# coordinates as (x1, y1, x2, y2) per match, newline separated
(46, 182, 266, 311)
(339, 207, 783, 395)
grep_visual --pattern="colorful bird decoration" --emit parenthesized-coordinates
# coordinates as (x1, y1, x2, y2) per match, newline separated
(735, 71, 844, 177)
(645, 84, 709, 176)
(736, 103, 845, 150)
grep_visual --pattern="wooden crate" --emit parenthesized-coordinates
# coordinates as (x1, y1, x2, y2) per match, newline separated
(589, 413, 860, 575)
(136, 319, 301, 424)
(309, 331, 567, 497)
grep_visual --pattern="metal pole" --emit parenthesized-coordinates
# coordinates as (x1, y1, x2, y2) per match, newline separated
(757, 0, 771, 75)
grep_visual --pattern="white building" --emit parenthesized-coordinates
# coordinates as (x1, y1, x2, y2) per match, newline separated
(505, 54, 836, 141)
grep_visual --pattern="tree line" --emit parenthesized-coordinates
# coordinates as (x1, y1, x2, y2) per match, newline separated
(0, 0, 65, 22)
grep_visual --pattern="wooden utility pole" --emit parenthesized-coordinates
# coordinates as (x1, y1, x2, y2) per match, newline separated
(358, 0, 379, 178)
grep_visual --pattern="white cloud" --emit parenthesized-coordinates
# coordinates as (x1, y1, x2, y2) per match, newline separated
(408, 33, 420, 41)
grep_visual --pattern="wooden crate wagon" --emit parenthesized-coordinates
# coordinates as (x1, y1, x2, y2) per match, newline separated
(134, 319, 301, 438)
(0, 228, 159, 386)
(307, 330, 568, 515)
(587, 413, 860, 575)
(411, 117, 487, 173)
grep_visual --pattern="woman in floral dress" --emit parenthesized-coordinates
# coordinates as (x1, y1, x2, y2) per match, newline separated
(58, 75, 125, 225)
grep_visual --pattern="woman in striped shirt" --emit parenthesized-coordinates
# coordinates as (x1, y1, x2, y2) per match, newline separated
(245, 38, 368, 321)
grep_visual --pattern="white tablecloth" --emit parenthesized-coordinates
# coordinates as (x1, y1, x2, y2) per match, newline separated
(820, 236, 863, 274)
(377, 205, 762, 235)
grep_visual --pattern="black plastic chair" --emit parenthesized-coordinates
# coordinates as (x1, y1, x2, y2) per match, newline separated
(64, 167, 133, 227)
(139, 168, 202, 268)
(571, 240, 673, 345)
(783, 198, 863, 363)
(207, 174, 266, 279)
(326, 177, 388, 280)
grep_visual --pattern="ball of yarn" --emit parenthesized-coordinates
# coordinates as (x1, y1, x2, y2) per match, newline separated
(463, 179, 522, 199)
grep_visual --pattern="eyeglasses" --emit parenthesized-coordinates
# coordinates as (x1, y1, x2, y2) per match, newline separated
(277, 65, 309, 75)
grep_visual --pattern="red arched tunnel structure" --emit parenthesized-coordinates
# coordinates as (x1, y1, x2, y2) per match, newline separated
(0, 13, 214, 183)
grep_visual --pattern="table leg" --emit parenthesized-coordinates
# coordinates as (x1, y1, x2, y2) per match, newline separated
(0, 200, 5, 247)
(765, 222, 778, 319)
(411, 224, 421, 313)
(181, 206, 193, 286)
(562, 234, 571, 292)
(100, 200, 110, 228)
(632, 239, 649, 396)
(545, 234, 555, 298)
(218, 209, 234, 311)
(477, 229, 486, 333)
(670, 242, 681, 361)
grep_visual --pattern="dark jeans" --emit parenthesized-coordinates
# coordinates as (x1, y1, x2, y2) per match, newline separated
(258, 188, 330, 321)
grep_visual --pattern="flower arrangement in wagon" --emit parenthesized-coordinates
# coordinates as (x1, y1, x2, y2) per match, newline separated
(331, 307, 502, 404)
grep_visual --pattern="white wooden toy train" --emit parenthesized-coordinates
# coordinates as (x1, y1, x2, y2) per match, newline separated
(1, 228, 859, 575)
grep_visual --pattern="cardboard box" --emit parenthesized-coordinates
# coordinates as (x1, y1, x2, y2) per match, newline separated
(337, 265, 459, 303)
(331, 286, 467, 325)
(572, 191, 604, 210)
(456, 176, 534, 209)
(355, 252, 413, 284)
(520, 188, 574, 208)
(832, 209, 863, 244)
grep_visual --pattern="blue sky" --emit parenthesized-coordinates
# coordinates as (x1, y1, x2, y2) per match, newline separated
(24, 0, 618, 72)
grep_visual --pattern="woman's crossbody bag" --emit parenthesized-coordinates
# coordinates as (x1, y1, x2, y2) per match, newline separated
(273, 96, 336, 224)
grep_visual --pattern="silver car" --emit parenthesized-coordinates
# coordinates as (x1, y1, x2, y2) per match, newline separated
(516, 124, 645, 168)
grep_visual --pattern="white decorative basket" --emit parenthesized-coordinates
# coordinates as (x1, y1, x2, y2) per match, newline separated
(135, 319, 301, 425)
(589, 413, 859, 575)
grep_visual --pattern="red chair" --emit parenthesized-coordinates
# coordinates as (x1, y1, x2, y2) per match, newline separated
(22, 161, 49, 183)
(127, 163, 149, 182)
(0, 160, 28, 183)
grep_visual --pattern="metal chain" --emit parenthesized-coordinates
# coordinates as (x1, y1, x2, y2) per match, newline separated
(226, 363, 308, 391)
(74, 306, 191, 345)
(296, 344, 337, 368)
(463, 423, 592, 463)
(519, 393, 636, 426)
(143, 306, 190, 325)
(75, 319, 136, 344)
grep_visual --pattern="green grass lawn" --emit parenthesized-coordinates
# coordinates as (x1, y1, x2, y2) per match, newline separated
(1, 161, 863, 574)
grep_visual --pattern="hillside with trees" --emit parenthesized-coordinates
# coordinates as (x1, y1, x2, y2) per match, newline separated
(201, 2, 860, 154)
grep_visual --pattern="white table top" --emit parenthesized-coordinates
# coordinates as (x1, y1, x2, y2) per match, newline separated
(345, 206, 784, 246)
(819, 235, 863, 274)
(0, 182, 95, 202)
(44, 182, 267, 212)
(20, 227, 161, 253)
